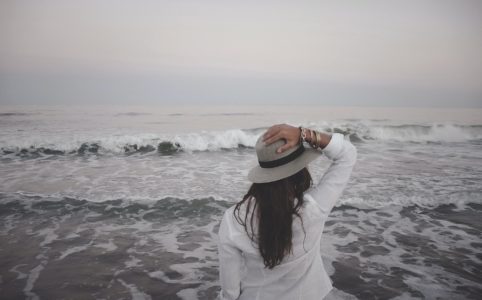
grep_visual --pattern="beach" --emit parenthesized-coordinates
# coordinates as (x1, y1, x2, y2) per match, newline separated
(0, 105, 481, 299)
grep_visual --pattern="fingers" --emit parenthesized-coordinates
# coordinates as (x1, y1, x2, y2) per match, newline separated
(262, 124, 282, 142)
(276, 142, 293, 153)
(263, 132, 282, 146)
(262, 124, 292, 147)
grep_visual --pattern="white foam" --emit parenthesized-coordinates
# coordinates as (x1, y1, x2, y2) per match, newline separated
(324, 288, 359, 300)
(148, 270, 184, 284)
(172, 129, 259, 152)
(124, 255, 143, 268)
(93, 238, 118, 252)
(177, 288, 200, 300)
(37, 227, 59, 247)
(324, 205, 482, 300)
(339, 192, 482, 210)
(57, 242, 93, 260)
(24, 262, 45, 300)
(305, 120, 482, 143)
(366, 123, 481, 142)
(10, 264, 28, 280)
(117, 278, 152, 300)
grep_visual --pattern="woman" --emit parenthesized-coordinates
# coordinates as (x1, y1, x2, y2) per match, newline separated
(217, 123, 357, 300)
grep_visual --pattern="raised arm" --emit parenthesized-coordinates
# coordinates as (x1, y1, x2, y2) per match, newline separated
(305, 132, 357, 215)
(262, 124, 357, 216)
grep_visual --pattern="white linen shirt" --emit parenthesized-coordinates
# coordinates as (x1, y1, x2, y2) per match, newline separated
(217, 133, 357, 300)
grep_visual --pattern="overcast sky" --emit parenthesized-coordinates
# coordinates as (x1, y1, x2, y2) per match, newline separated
(1, 0, 481, 107)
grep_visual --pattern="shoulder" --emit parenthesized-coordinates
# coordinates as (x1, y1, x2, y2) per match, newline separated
(218, 203, 247, 244)
(221, 204, 237, 221)
(220, 199, 256, 230)
(219, 204, 239, 232)
(224, 197, 256, 220)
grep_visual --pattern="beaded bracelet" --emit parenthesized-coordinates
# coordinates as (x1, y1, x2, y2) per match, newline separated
(315, 131, 322, 149)
(298, 126, 317, 148)
(301, 126, 323, 149)
(299, 126, 309, 144)
(310, 130, 318, 149)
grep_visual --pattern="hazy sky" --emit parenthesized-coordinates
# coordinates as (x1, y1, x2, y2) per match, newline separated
(1, 0, 481, 107)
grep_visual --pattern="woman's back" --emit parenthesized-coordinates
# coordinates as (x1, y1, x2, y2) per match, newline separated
(219, 194, 331, 300)
(217, 128, 357, 300)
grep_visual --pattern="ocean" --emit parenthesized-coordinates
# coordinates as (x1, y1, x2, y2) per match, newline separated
(0, 105, 481, 300)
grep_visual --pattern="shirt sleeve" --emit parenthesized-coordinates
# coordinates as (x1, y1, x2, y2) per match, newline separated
(306, 132, 357, 216)
(217, 209, 243, 300)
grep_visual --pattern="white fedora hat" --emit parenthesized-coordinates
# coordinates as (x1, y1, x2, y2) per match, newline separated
(247, 134, 323, 183)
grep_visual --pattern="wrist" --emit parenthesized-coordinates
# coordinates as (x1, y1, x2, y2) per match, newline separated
(300, 126, 325, 149)
(299, 126, 313, 143)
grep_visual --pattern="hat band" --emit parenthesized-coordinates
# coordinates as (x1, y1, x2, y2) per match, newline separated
(258, 144, 305, 168)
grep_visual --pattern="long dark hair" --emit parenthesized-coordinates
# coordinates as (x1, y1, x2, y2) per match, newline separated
(234, 167, 313, 269)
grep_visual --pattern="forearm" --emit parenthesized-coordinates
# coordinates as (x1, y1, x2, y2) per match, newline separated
(305, 132, 357, 214)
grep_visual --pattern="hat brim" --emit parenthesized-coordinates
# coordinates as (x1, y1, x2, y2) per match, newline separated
(247, 147, 323, 183)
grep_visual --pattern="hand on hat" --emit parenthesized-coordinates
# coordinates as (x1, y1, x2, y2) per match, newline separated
(262, 124, 301, 154)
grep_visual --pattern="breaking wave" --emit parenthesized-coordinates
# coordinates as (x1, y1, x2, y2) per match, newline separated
(1, 123, 481, 157)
